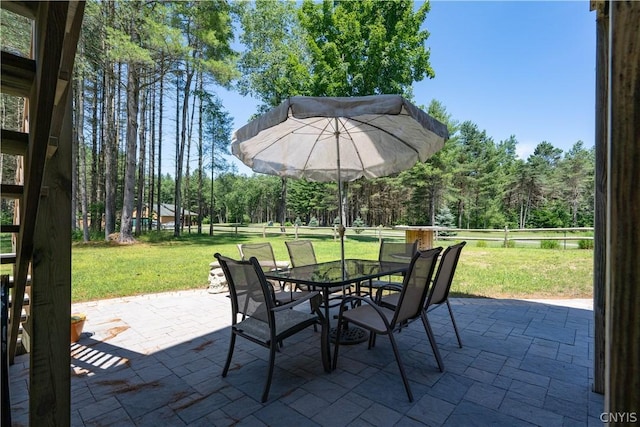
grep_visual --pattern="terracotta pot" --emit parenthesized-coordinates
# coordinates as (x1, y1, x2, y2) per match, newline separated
(71, 313, 86, 343)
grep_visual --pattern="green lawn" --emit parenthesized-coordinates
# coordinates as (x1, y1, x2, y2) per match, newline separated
(70, 231, 594, 302)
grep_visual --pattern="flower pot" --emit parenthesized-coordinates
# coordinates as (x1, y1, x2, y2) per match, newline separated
(71, 313, 86, 343)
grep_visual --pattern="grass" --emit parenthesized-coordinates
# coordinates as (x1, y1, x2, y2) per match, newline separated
(69, 231, 594, 303)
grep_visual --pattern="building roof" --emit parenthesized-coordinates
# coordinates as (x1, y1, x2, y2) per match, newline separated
(156, 203, 198, 217)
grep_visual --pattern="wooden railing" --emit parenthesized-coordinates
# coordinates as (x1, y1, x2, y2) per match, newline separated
(209, 224, 594, 249)
(435, 226, 594, 249)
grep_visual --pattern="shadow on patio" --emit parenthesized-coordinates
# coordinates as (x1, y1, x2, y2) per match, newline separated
(8, 290, 603, 426)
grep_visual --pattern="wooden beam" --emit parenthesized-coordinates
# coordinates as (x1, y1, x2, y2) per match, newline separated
(0, 1, 38, 19)
(29, 83, 73, 427)
(0, 225, 20, 233)
(0, 254, 17, 265)
(8, 1, 69, 364)
(592, 0, 608, 395)
(49, 1, 85, 140)
(606, 0, 640, 418)
(47, 136, 59, 159)
(0, 51, 36, 98)
(0, 184, 23, 199)
(590, 0, 606, 15)
(0, 129, 29, 155)
(1, 275, 10, 427)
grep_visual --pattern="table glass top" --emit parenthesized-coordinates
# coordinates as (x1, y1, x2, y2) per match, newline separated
(264, 258, 409, 287)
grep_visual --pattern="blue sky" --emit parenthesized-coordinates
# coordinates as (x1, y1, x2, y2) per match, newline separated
(218, 1, 596, 175)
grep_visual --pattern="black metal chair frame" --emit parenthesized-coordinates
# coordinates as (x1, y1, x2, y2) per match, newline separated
(363, 239, 418, 298)
(215, 253, 325, 402)
(238, 242, 305, 305)
(376, 241, 467, 372)
(332, 248, 442, 402)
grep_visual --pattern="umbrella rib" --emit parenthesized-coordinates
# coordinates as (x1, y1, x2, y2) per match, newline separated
(346, 114, 422, 158)
(249, 116, 337, 174)
(247, 116, 328, 166)
(240, 110, 430, 178)
(287, 116, 336, 172)
(334, 118, 366, 173)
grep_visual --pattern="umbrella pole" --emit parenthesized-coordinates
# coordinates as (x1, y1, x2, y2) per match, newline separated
(335, 118, 346, 279)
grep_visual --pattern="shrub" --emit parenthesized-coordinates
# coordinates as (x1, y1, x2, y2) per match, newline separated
(352, 216, 366, 234)
(504, 240, 516, 248)
(308, 216, 319, 227)
(541, 240, 560, 249)
(71, 229, 107, 242)
(71, 229, 84, 241)
(476, 240, 487, 248)
(578, 239, 594, 249)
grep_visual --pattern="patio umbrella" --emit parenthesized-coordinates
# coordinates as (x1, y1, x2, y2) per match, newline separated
(231, 94, 449, 268)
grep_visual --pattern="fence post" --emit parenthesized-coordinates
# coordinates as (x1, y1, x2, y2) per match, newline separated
(377, 225, 383, 245)
(262, 225, 266, 238)
(504, 226, 509, 248)
(295, 224, 299, 239)
(563, 230, 567, 249)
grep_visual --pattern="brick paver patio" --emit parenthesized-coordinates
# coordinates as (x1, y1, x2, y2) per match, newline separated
(8, 290, 603, 426)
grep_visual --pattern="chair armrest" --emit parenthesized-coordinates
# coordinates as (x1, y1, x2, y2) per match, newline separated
(374, 283, 402, 303)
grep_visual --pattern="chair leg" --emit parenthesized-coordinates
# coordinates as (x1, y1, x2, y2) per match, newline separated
(332, 316, 346, 370)
(388, 332, 413, 402)
(446, 299, 463, 348)
(222, 333, 236, 377)
(421, 311, 445, 372)
(262, 341, 278, 403)
(368, 331, 375, 349)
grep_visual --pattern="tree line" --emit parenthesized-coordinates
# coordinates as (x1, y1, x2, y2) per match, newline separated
(0, 1, 594, 243)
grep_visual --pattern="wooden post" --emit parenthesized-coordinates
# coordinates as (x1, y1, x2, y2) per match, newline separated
(29, 78, 73, 426)
(503, 226, 509, 248)
(606, 0, 640, 416)
(1, 275, 10, 427)
(591, 0, 607, 395)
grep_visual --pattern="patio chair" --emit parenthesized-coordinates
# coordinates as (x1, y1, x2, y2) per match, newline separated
(362, 239, 418, 297)
(376, 241, 467, 372)
(284, 240, 317, 268)
(238, 242, 304, 305)
(214, 253, 325, 403)
(237, 242, 288, 272)
(332, 247, 442, 402)
(285, 240, 353, 305)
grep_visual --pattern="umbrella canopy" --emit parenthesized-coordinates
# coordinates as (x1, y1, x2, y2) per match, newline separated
(232, 95, 449, 183)
(231, 95, 449, 271)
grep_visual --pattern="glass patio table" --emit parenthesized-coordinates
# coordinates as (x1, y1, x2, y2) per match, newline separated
(264, 258, 411, 372)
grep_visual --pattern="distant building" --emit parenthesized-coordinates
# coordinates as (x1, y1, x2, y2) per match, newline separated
(133, 203, 199, 228)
